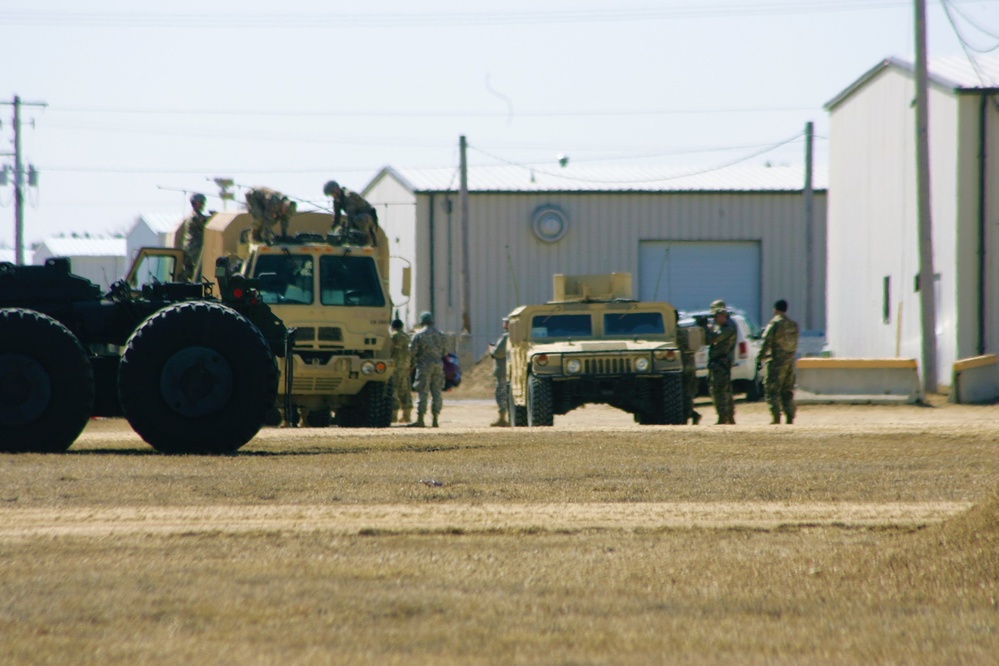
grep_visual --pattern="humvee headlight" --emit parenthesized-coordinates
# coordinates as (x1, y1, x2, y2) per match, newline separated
(535, 354, 549, 366)
(360, 360, 376, 375)
(374, 362, 387, 374)
(635, 357, 650, 372)
(566, 358, 582, 374)
(654, 350, 677, 361)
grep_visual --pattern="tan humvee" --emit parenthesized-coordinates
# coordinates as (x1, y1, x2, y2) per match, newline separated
(505, 273, 701, 426)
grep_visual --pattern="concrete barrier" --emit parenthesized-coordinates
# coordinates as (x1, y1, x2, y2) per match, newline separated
(794, 358, 921, 404)
(950, 354, 999, 404)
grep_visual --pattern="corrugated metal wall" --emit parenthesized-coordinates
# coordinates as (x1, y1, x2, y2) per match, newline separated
(421, 190, 826, 360)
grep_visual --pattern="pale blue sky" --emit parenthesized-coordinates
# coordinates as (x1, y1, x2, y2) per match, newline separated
(1, 0, 997, 249)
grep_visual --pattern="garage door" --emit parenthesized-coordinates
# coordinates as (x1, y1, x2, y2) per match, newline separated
(638, 241, 761, 321)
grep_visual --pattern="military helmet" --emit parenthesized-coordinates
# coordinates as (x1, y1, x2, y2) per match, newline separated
(322, 180, 341, 197)
(190, 193, 206, 205)
(419, 311, 433, 325)
(709, 299, 728, 315)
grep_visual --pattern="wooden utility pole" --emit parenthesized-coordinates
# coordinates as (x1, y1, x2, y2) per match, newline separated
(2, 95, 47, 265)
(803, 121, 815, 330)
(915, 0, 939, 394)
(459, 135, 471, 333)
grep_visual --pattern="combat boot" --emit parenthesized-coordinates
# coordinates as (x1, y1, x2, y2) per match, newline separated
(402, 408, 411, 423)
(770, 413, 781, 425)
(393, 410, 400, 423)
(431, 415, 439, 428)
(786, 415, 794, 425)
(407, 415, 426, 428)
(490, 410, 509, 427)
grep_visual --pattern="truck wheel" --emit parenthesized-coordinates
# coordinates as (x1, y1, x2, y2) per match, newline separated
(118, 302, 278, 454)
(527, 375, 553, 427)
(661, 373, 685, 425)
(746, 373, 764, 402)
(339, 380, 392, 428)
(305, 409, 332, 428)
(0, 308, 94, 453)
(507, 383, 527, 427)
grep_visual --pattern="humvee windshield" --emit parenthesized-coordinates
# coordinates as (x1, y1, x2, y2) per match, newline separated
(319, 255, 385, 307)
(531, 314, 592, 339)
(604, 312, 665, 336)
(254, 253, 315, 304)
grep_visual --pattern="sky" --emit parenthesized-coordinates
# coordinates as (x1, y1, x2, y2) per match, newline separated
(2, 0, 999, 254)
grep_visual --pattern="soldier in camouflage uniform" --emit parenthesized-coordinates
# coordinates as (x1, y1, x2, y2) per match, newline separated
(323, 180, 379, 246)
(700, 299, 737, 425)
(245, 187, 297, 243)
(675, 311, 701, 425)
(489, 318, 509, 427)
(408, 311, 448, 428)
(179, 193, 209, 281)
(759, 299, 800, 425)
(390, 319, 413, 423)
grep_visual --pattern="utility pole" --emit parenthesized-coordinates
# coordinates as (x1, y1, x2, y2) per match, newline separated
(915, 0, 939, 394)
(1, 95, 47, 265)
(459, 135, 471, 333)
(803, 121, 815, 331)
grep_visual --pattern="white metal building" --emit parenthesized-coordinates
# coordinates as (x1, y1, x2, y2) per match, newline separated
(363, 164, 827, 359)
(33, 237, 128, 291)
(126, 212, 183, 263)
(825, 56, 999, 388)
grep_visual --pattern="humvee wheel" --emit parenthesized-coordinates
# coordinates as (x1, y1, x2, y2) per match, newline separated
(507, 383, 527, 427)
(0, 308, 94, 453)
(118, 302, 278, 454)
(661, 373, 685, 425)
(527, 375, 553, 427)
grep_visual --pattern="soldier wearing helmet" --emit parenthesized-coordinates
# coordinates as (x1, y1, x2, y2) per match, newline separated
(407, 311, 448, 428)
(701, 299, 738, 425)
(179, 192, 210, 281)
(324, 179, 379, 246)
(759, 299, 800, 424)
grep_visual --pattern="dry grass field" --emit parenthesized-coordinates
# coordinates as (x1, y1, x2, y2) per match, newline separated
(2, 392, 999, 665)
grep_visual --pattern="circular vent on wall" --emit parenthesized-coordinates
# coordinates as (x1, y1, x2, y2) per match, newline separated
(531, 205, 569, 243)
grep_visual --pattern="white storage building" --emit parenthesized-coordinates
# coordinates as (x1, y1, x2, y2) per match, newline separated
(825, 56, 999, 388)
(126, 212, 183, 264)
(363, 163, 827, 359)
(33, 237, 128, 291)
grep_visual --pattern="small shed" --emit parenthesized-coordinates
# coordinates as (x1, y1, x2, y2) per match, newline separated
(126, 212, 184, 263)
(33, 237, 128, 291)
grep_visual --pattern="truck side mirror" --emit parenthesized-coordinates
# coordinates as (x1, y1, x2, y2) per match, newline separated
(401, 266, 412, 297)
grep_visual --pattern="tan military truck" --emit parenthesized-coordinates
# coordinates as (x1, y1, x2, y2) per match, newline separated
(198, 209, 401, 427)
(505, 273, 697, 426)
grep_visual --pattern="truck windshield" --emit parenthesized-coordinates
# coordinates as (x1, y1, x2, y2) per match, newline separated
(319, 255, 385, 307)
(253, 254, 314, 304)
(531, 314, 592, 339)
(604, 312, 664, 336)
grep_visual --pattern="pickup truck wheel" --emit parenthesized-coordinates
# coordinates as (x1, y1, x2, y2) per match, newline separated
(507, 383, 527, 427)
(746, 373, 764, 402)
(527, 375, 553, 427)
(118, 302, 278, 454)
(0, 308, 94, 453)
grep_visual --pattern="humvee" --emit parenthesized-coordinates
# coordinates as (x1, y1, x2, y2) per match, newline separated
(505, 273, 700, 426)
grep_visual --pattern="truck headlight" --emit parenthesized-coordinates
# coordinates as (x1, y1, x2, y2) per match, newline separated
(361, 360, 375, 375)
(635, 357, 650, 372)
(566, 358, 582, 374)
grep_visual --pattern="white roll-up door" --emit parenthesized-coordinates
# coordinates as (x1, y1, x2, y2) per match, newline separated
(639, 241, 761, 322)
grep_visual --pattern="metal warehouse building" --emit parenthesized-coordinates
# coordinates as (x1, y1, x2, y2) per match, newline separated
(825, 56, 999, 388)
(363, 163, 827, 359)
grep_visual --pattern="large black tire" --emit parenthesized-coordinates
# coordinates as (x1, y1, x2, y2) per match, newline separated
(745, 371, 764, 402)
(661, 373, 685, 425)
(507, 383, 527, 427)
(338, 380, 393, 428)
(0, 308, 94, 453)
(527, 375, 553, 427)
(305, 409, 332, 428)
(118, 302, 278, 454)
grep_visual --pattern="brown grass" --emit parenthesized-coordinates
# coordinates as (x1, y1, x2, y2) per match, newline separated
(1, 404, 998, 664)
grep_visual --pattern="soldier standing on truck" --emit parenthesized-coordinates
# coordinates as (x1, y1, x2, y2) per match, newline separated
(407, 311, 448, 428)
(758, 299, 800, 425)
(390, 319, 413, 423)
(179, 193, 209, 281)
(675, 311, 701, 425)
(245, 187, 297, 242)
(489, 317, 510, 427)
(323, 180, 379, 246)
(698, 299, 737, 425)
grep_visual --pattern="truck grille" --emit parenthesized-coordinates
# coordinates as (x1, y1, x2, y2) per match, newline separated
(292, 377, 343, 393)
(582, 356, 632, 375)
(319, 327, 342, 342)
(292, 327, 316, 345)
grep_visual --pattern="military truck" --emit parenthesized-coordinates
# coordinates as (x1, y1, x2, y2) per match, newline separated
(197, 208, 400, 428)
(505, 273, 697, 426)
(0, 252, 287, 454)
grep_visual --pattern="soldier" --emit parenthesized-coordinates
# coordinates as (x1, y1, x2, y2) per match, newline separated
(179, 193, 209, 281)
(323, 180, 379, 246)
(698, 299, 737, 425)
(675, 311, 701, 425)
(390, 319, 413, 423)
(758, 299, 800, 424)
(489, 318, 510, 427)
(245, 187, 297, 243)
(407, 311, 448, 428)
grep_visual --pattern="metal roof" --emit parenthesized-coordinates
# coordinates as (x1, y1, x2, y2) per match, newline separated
(36, 237, 127, 257)
(131, 212, 183, 234)
(371, 163, 827, 195)
(0, 248, 14, 263)
(826, 55, 999, 110)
